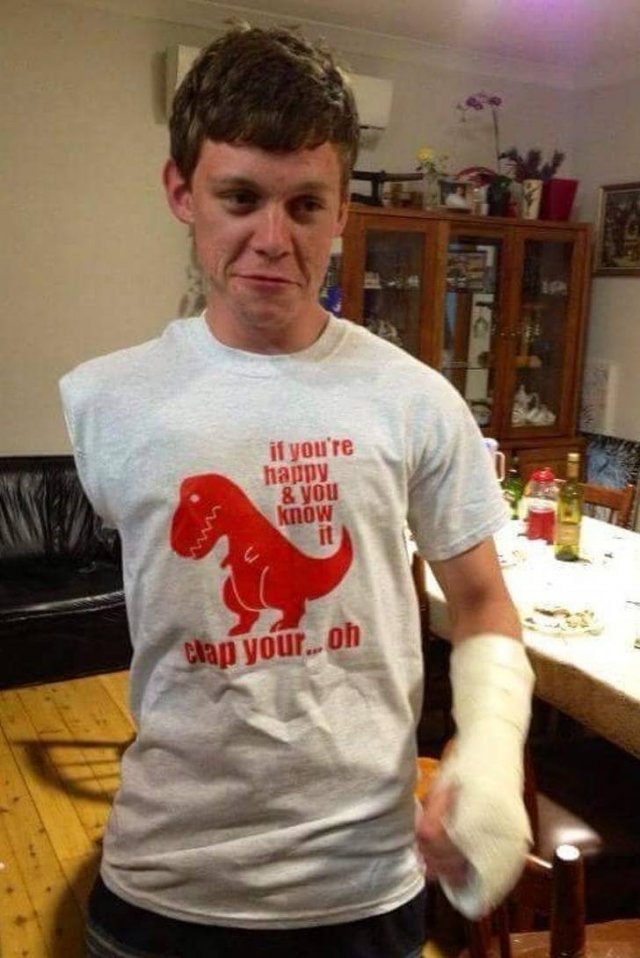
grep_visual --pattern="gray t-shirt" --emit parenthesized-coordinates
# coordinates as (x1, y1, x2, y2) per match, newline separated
(60, 315, 507, 928)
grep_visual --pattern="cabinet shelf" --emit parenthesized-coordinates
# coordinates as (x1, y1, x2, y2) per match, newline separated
(441, 363, 496, 372)
(363, 284, 421, 292)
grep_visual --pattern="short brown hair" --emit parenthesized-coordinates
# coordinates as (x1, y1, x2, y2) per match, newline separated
(169, 24, 360, 192)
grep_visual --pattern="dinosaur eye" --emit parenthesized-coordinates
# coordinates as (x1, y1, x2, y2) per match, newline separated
(189, 494, 200, 504)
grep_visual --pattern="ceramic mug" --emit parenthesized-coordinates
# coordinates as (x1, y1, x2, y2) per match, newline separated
(483, 437, 506, 481)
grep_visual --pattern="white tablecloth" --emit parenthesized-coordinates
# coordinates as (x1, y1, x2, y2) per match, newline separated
(424, 517, 640, 758)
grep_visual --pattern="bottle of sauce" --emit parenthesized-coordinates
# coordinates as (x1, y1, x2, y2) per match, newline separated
(525, 466, 557, 543)
(502, 456, 524, 519)
(554, 452, 582, 561)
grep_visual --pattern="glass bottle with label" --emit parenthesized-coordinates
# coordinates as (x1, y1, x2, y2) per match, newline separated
(554, 452, 582, 561)
(502, 456, 524, 519)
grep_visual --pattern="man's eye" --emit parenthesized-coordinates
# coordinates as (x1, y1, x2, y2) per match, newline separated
(293, 196, 324, 216)
(223, 190, 258, 209)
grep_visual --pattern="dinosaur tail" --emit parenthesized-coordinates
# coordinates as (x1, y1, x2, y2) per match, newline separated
(304, 527, 353, 599)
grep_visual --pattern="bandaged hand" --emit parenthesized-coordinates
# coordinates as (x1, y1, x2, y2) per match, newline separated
(416, 780, 469, 888)
(423, 633, 535, 919)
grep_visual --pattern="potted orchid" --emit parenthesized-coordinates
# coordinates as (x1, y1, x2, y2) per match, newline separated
(457, 91, 512, 215)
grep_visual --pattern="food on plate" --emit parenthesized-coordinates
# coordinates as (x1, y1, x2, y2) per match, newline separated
(523, 605, 602, 635)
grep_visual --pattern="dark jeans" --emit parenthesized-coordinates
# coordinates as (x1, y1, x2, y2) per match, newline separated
(86, 874, 426, 958)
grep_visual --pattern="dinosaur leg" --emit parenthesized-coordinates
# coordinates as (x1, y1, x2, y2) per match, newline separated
(270, 601, 306, 632)
(222, 577, 260, 636)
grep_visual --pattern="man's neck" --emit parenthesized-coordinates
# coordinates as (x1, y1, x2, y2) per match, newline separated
(203, 303, 329, 355)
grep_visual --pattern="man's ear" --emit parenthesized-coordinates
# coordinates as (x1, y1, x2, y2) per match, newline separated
(163, 159, 194, 225)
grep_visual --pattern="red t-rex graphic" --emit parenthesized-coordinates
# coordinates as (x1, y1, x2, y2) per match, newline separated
(170, 474, 353, 635)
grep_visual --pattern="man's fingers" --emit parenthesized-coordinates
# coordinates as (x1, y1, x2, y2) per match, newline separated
(416, 782, 470, 887)
(417, 781, 456, 842)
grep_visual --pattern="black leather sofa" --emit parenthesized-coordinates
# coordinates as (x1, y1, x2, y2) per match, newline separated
(0, 456, 132, 689)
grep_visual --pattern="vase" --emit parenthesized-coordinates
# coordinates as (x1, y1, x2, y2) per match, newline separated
(540, 178, 578, 221)
(422, 174, 440, 209)
(521, 179, 543, 219)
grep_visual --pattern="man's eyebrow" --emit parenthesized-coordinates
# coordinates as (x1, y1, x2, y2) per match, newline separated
(209, 176, 258, 190)
(209, 176, 331, 194)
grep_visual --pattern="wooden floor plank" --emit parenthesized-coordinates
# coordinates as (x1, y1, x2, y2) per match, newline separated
(58, 851, 101, 915)
(0, 808, 52, 958)
(51, 675, 133, 741)
(0, 726, 86, 958)
(46, 677, 133, 801)
(0, 692, 92, 862)
(21, 679, 134, 801)
(16, 686, 115, 845)
(97, 670, 131, 722)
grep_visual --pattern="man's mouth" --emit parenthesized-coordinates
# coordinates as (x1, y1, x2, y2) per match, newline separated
(236, 273, 296, 285)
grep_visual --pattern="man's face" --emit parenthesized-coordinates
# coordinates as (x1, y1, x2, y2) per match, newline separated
(164, 140, 348, 351)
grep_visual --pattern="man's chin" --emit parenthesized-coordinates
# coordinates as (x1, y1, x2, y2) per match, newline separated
(208, 287, 325, 336)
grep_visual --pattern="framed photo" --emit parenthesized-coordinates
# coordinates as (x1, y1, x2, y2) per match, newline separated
(446, 249, 487, 290)
(594, 181, 640, 275)
(439, 178, 474, 210)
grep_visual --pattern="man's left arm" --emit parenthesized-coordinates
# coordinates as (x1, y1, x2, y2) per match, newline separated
(415, 537, 535, 919)
(428, 536, 521, 643)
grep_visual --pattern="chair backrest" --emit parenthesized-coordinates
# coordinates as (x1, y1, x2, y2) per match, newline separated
(581, 482, 635, 528)
(466, 844, 585, 958)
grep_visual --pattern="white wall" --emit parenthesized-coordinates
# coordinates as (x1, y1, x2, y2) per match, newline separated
(2, 0, 579, 453)
(573, 76, 640, 442)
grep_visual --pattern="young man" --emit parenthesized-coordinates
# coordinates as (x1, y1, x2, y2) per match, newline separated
(60, 24, 534, 958)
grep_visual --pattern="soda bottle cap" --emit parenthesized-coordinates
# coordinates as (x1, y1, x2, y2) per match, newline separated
(531, 467, 556, 482)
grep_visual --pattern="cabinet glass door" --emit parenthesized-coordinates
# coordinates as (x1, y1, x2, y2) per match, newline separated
(361, 230, 425, 357)
(439, 234, 503, 430)
(509, 238, 575, 433)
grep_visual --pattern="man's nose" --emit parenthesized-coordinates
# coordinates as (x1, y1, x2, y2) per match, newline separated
(251, 204, 292, 258)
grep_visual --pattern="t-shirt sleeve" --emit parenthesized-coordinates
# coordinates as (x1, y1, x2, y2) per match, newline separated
(406, 383, 509, 561)
(59, 371, 117, 529)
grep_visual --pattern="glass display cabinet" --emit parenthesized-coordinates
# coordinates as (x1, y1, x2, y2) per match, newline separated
(341, 206, 592, 479)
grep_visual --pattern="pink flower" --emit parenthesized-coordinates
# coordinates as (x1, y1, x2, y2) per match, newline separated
(457, 91, 504, 171)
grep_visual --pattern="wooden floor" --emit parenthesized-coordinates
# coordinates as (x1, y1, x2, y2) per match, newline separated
(0, 671, 449, 958)
(0, 671, 133, 957)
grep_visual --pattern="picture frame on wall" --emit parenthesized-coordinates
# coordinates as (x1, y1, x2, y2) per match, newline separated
(594, 181, 640, 275)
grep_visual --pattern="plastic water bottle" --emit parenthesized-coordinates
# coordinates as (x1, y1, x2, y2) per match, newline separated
(525, 467, 557, 543)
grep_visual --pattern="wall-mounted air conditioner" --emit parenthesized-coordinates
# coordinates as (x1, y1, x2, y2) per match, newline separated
(165, 45, 393, 132)
(348, 72, 393, 131)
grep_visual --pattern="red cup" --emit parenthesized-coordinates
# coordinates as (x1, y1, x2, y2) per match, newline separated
(527, 505, 555, 544)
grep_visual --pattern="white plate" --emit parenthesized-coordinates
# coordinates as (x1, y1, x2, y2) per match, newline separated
(523, 605, 603, 636)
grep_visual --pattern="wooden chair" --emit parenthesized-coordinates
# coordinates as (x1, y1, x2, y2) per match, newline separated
(581, 482, 636, 528)
(463, 844, 640, 958)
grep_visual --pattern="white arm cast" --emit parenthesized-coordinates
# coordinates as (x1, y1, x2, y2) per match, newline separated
(435, 633, 535, 919)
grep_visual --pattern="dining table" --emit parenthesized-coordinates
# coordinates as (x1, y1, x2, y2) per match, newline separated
(421, 515, 640, 758)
